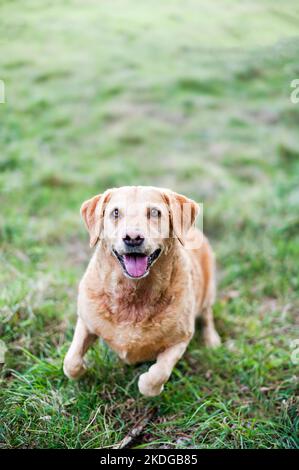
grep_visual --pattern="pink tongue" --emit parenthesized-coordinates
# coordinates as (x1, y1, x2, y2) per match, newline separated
(124, 254, 148, 278)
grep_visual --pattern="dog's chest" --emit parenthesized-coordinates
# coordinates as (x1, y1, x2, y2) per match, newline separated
(93, 314, 187, 364)
(81, 279, 193, 364)
(106, 322, 161, 363)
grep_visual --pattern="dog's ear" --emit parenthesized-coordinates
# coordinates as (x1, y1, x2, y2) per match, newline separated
(80, 190, 112, 247)
(161, 189, 199, 245)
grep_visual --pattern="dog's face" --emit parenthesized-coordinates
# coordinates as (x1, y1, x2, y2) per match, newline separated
(101, 187, 168, 279)
(81, 186, 199, 280)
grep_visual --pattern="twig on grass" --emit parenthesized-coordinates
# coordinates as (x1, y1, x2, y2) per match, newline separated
(113, 408, 156, 449)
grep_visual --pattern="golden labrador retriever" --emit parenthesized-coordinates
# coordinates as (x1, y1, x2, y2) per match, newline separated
(63, 186, 220, 396)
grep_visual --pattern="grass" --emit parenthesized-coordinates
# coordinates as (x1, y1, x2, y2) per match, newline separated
(0, 0, 299, 449)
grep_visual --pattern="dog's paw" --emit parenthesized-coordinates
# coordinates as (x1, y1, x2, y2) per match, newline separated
(203, 328, 221, 348)
(138, 372, 164, 397)
(63, 357, 86, 380)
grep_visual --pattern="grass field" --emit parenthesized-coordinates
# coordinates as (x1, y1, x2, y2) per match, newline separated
(0, 0, 299, 448)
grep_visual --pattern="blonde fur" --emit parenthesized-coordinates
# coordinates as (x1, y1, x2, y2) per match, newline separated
(64, 186, 220, 396)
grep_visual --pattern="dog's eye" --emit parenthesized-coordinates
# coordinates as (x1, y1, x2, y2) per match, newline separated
(111, 208, 120, 219)
(149, 208, 161, 218)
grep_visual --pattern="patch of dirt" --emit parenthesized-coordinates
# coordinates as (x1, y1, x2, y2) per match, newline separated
(104, 100, 186, 127)
(64, 236, 91, 267)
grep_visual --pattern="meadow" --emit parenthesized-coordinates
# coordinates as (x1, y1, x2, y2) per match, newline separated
(0, 0, 298, 448)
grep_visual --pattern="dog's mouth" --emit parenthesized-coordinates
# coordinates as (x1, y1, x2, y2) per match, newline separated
(113, 249, 162, 279)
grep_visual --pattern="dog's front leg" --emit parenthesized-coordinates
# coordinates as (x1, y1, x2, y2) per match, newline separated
(63, 317, 97, 379)
(138, 341, 189, 397)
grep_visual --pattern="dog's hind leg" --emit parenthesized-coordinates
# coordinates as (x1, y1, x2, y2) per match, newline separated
(63, 317, 97, 379)
(201, 306, 221, 348)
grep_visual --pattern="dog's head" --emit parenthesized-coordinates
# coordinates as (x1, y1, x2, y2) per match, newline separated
(81, 186, 199, 280)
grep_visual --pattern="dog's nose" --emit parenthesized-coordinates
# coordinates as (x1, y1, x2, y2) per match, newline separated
(123, 233, 144, 248)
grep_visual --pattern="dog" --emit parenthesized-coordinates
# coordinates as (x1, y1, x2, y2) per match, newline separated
(63, 186, 221, 396)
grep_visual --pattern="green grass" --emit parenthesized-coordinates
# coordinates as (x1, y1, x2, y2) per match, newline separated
(0, 0, 299, 449)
